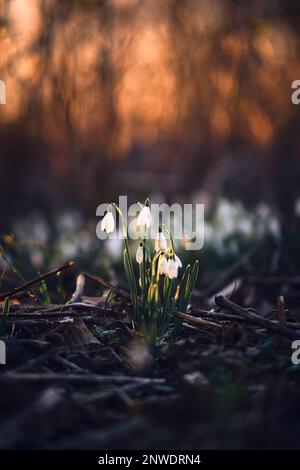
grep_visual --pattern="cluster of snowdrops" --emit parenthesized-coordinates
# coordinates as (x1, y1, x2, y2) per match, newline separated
(100, 200, 199, 344)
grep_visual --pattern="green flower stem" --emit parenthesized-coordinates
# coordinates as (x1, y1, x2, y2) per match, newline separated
(105, 201, 199, 345)
(161, 225, 175, 255)
(111, 203, 139, 321)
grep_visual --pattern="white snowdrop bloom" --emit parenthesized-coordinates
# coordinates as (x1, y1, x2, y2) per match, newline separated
(159, 256, 168, 275)
(101, 211, 115, 233)
(137, 205, 151, 230)
(167, 257, 178, 279)
(155, 229, 168, 252)
(136, 243, 144, 264)
(174, 254, 182, 269)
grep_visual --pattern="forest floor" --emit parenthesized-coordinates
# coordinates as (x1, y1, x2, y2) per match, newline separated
(0, 266, 300, 450)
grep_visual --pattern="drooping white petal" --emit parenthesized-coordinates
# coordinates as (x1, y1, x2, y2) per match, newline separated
(160, 232, 168, 250)
(106, 212, 115, 233)
(155, 231, 168, 252)
(137, 206, 151, 229)
(144, 207, 151, 226)
(167, 258, 178, 279)
(160, 232, 168, 251)
(100, 217, 106, 232)
(136, 244, 144, 264)
(174, 254, 182, 268)
(101, 211, 115, 233)
(159, 256, 168, 275)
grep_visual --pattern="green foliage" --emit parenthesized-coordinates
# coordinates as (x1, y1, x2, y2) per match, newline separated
(102, 201, 199, 345)
(38, 273, 51, 305)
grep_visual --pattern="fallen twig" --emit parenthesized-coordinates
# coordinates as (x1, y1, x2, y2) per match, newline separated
(0, 372, 166, 386)
(0, 261, 75, 302)
(83, 272, 131, 300)
(175, 311, 222, 329)
(192, 308, 250, 324)
(5, 303, 118, 319)
(192, 308, 300, 329)
(215, 295, 300, 339)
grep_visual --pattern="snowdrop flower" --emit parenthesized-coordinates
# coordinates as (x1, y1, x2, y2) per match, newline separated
(159, 256, 168, 275)
(136, 243, 144, 264)
(155, 227, 168, 252)
(167, 257, 178, 279)
(137, 203, 151, 230)
(101, 211, 115, 233)
(174, 254, 182, 269)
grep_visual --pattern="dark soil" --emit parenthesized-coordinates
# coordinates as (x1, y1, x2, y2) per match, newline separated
(0, 283, 300, 450)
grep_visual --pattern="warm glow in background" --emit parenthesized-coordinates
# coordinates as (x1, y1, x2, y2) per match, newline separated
(1, 0, 300, 227)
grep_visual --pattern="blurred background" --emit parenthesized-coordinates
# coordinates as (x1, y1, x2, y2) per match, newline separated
(1, 0, 300, 284)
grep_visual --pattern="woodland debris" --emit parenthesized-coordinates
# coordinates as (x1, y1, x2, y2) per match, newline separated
(215, 295, 300, 339)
